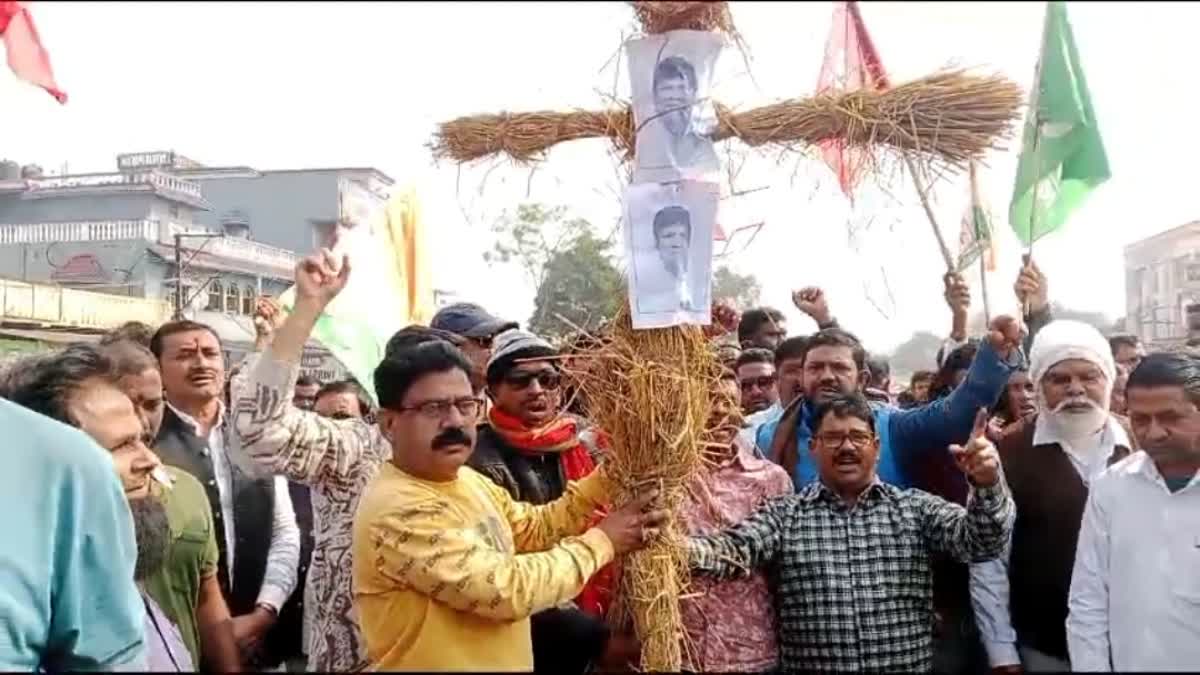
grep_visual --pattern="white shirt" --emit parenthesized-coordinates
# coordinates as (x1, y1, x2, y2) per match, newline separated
(969, 414, 1130, 666)
(167, 401, 300, 612)
(1067, 452, 1200, 672)
(740, 402, 783, 455)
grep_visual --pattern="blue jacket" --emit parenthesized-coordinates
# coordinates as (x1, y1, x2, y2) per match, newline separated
(757, 341, 1020, 490)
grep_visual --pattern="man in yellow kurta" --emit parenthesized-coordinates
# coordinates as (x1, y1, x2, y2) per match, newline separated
(320, 247, 662, 672)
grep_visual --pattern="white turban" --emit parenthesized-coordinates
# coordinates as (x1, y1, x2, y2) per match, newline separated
(1029, 320, 1116, 396)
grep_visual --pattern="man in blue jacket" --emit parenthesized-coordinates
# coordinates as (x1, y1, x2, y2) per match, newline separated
(760, 316, 1024, 489)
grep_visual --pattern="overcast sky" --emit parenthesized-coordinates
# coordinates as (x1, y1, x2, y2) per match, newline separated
(5, 1, 1198, 353)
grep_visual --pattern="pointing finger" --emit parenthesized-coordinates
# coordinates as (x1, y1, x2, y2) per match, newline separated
(970, 408, 989, 441)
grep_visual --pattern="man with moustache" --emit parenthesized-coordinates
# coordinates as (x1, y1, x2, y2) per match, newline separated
(688, 394, 1014, 671)
(761, 317, 1022, 491)
(969, 320, 1134, 673)
(352, 330, 666, 671)
(639, 55, 719, 174)
(151, 320, 300, 669)
(100, 340, 242, 672)
(638, 205, 699, 313)
(467, 328, 638, 674)
(232, 250, 470, 672)
(1068, 352, 1200, 670)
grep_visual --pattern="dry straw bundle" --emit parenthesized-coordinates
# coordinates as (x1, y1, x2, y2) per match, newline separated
(630, 0, 737, 37)
(568, 302, 720, 671)
(429, 69, 1023, 171)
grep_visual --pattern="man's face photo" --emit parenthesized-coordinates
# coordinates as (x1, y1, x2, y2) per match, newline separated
(653, 206, 691, 277)
(653, 56, 698, 138)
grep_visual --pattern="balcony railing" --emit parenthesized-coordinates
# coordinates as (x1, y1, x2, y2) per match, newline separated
(0, 219, 299, 271)
(166, 223, 297, 271)
(0, 219, 158, 245)
(0, 277, 172, 330)
(29, 170, 204, 201)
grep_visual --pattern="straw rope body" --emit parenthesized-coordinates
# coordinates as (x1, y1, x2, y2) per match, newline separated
(570, 305, 718, 671)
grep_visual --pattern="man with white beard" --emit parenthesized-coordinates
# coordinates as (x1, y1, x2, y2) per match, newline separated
(969, 320, 1136, 673)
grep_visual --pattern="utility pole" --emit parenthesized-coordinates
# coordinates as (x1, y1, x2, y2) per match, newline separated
(173, 231, 225, 319)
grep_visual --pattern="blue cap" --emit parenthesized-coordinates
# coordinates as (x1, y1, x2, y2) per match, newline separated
(430, 302, 517, 339)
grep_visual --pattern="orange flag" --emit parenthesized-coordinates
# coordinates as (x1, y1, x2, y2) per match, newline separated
(815, 1, 888, 201)
(1, 1, 66, 103)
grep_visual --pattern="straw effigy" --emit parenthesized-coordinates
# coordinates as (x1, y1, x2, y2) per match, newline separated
(429, 69, 1023, 171)
(630, 0, 737, 37)
(568, 300, 720, 671)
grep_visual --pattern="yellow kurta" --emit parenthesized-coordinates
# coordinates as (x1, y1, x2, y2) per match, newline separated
(352, 463, 613, 672)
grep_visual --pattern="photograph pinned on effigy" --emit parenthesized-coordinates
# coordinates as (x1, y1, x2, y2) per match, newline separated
(626, 30, 724, 184)
(623, 180, 718, 329)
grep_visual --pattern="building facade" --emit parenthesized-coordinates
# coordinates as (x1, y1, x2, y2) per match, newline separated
(1123, 220, 1200, 346)
(0, 150, 399, 381)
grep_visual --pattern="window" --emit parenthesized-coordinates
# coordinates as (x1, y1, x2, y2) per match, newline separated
(1188, 263, 1200, 282)
(169, 205, 180, 219)
(208, 281, 223, 311)
(242, 285, 255, 315)
(226, 283, 240, 315)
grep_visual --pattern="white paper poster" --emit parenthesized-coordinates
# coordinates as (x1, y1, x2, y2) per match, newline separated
(624, 181, 717, 329)
(626, 30, 724, 184)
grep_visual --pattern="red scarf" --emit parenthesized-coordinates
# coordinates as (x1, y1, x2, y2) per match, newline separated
(488, 407, 615, 618)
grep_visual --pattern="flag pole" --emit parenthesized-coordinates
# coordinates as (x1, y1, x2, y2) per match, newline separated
(1021, 1, 1052, 316)
(903, 153, 955, 272)
(979, 255, 992, 325)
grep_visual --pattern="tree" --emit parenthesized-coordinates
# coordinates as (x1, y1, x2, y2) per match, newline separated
(486, 203, 622, 341)
(712, 266, 761, 309)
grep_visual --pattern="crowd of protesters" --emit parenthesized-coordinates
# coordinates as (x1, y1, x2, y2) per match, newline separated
(2, 245, 1198, 673)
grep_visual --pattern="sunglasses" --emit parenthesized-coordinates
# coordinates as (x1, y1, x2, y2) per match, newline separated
(503, 370, 561, 391)
(739, 375, 778, 392)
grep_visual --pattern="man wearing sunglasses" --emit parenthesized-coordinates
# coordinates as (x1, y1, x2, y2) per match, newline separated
(736, 348, 780, 416)
(467, 328, 640, 674)
(430, 302, 518, 396)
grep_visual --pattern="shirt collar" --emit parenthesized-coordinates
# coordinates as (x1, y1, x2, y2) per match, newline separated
(1123, 451, 1200, 492)
(167, 400, 226, 436)
(800, 476, 891, 508)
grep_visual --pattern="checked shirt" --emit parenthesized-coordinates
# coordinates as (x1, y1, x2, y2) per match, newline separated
(689, 479, 1014, 673)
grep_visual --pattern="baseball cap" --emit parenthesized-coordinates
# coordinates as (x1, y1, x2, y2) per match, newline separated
(430, 302, 517, 339)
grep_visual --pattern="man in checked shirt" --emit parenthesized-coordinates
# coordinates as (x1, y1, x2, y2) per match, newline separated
(688, 394, 1014, 672)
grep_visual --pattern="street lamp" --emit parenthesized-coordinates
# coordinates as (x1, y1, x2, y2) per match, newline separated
(173, 231, 225, 319)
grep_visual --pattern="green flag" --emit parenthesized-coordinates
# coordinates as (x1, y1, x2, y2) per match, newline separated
(1008, 1, 1110, 246)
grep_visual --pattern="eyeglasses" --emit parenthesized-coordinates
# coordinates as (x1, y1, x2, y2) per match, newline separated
(815, 431, 875, 449)
(503, 370, 561, 391)
(739, 375, 777, 392)
(396, 397, 484, 420)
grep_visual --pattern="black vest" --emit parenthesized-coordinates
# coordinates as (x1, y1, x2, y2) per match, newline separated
(155, 406, 277, 616)
(1000, 416, 1132, 660)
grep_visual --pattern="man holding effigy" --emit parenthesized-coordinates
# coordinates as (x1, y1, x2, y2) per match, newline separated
(349, 313, 668, 671)
(688, 395, 1014, 671)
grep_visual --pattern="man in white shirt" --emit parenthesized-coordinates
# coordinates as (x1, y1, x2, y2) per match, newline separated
(636, 55, 719, 179)
(969, 320, 1133, 672)
(1067, 351, 1200, 671)
(150, 320, 300, 669)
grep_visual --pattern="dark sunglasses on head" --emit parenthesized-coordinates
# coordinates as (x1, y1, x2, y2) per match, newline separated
(739, 375, 778, 392)
(504, 370, 561, 391)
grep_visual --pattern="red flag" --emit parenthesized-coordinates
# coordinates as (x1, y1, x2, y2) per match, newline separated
(1, 1, 66, 103)
(816, 1, 887, 201)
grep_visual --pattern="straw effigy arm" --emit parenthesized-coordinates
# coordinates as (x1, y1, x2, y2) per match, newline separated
(429, 70, 1023, 170)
